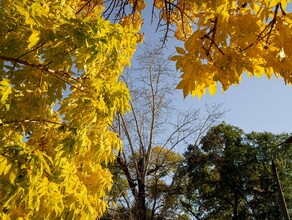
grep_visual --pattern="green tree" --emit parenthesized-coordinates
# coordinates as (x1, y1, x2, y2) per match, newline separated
(179, 123, 291, 219)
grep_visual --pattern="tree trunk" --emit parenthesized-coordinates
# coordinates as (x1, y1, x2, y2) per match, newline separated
(133, 158, 147, 220)
(233, 190, 238, 220)
(134, 180, 147, 219)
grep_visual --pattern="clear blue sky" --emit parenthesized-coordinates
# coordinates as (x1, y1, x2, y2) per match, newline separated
(184, 75, 292, 134)
(136, 2, 292, 134)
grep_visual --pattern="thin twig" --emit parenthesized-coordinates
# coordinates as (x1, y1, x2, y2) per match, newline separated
(75, 0, 92, 15)
(201, 17, 225, 56)
(242, 3, 281, 51)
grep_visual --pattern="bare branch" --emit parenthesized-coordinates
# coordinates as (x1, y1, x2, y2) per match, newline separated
(112, 179, 132, 210)
(116, 151, 138, 198)
(119, 113, 140, 180)
(110, 44, 224, 218)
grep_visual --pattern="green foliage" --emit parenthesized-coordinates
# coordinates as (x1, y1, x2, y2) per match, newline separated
(180, 123, 292, 219)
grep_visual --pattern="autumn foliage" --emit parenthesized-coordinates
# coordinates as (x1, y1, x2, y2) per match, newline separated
(169, 0, 292, 97)
(1, 0, 292, 219)
(0, 0, 138, 218)
(104, 0, 292, 97)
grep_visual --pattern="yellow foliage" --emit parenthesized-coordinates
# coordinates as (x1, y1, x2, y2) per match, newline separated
(75, 1, 292, 98)
(167, 0, 292, 97)
(0, 0, 137, 219)
(1, 0, 292, 218)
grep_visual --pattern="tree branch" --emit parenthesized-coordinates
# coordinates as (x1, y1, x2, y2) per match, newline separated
(0, 55, 85, 91)
(201, 17, 225, 57)
(116, 152, 138, 198)
(241, 3, 281, 51)
(0, 119, 62, 127)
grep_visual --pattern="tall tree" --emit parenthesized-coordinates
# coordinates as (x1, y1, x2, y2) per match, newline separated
(0, 1, 139, 218)
(103, 44, 224, 220)
(179, 123, 292, 219)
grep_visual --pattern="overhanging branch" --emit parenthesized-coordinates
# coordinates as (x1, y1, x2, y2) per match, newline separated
(0, 55, 85, 91)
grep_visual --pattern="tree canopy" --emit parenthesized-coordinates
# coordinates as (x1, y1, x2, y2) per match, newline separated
(0, 0, 139, 218)
(179, 123, 292, 219)
(9, 0, 290, 98)
(100, 0, 292, 97)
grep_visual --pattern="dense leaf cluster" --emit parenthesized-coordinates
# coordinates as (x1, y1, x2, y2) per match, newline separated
(0, 0, 139, 218)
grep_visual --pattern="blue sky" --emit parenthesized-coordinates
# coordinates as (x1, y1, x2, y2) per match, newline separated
(136, 2, 292, 134)
(184, 75, 292, 134)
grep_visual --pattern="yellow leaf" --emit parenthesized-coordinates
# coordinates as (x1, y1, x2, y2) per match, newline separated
(28, 31, 40, 49)
(4, 163, 11, 175)
(281, 0, 287, 9)
(112, 201, 118, 209)
(0, 79, 12, 108)
(208, 83, 217, 96)
(216, 4, 225, 13)
(0, 212, 10, 220)
(253, 3, 261, 14)
(0, 157, 8, 175)
(9, 170, 17, 185)
(169, 55, 181, 61)
(175, 47, 186, 55)
(270, 0, 280, 8)
(176, 80, 186, 90)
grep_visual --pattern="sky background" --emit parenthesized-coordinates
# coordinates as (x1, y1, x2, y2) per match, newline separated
(134, 2, 292, 134)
